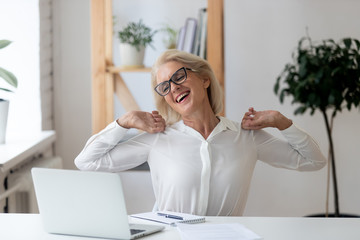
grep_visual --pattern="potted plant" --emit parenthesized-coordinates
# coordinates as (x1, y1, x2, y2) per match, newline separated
(159, 24, 177, 49)
(274, 36, 360, 217)
(117, 19, 157, 68)
(0, 39, 18, 144)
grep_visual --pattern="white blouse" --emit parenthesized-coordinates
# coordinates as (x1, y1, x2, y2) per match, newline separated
(74, 116, 326, 216)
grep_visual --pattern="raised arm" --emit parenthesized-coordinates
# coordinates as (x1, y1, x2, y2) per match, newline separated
(241, 107, 326, 171)
(74, 110, 165, 172)
(117, 110, 166, 133)
(241, 107, 293, 131)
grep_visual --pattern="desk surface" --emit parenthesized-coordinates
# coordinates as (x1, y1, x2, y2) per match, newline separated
(0, 214, 359, 239)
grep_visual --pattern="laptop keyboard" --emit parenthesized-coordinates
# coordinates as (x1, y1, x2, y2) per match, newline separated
(130, 228, 146, 235)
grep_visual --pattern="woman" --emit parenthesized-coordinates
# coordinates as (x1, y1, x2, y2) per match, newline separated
(75, 49, 326, 216)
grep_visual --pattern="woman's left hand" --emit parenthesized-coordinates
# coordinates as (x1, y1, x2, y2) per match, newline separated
(241, 107, 292, 130)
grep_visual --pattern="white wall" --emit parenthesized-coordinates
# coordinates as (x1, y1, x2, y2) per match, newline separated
(225, 0, 360, 216)
(53, 0, 360, 216)
(52, 0, 92, 170)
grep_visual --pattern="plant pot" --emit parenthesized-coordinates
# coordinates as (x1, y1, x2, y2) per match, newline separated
(0, 99, 10, 144)
(119, 43, 145, 69)
(306, 213, 360, 218)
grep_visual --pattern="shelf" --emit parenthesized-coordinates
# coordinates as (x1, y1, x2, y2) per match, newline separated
(107, 66, 152, 74)
(91, 0, 224, 134)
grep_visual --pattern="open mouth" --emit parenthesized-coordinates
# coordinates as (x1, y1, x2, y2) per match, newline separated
(176, 91, 190, 103)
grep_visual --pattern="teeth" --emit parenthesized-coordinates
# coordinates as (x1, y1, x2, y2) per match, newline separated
(176, 92, 189, 103)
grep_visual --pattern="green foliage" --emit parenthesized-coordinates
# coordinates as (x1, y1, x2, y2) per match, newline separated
(117, 20, 157, 51)
(0, 40, 18, 94)
(159, 24, 177, 49)
(275, 37, 360, 117)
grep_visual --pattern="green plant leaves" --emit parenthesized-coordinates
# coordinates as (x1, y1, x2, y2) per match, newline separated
(0, 40, 11, 49)
(0, 67, 18, 89)
(275, 36, 360, 116)
(0, 87, 12, 92)
(294, 106, 307, 115)
(0, 40, 18, 94)
(118, 20, 157, 51)
(343, 38, 352, 49)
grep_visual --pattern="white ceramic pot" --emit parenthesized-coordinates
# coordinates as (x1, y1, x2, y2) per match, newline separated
(119, 43, 145, 69)
(0, 100, 9, 144)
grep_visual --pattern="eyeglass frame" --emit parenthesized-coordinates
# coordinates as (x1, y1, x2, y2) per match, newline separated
(154, 67, 196, 96)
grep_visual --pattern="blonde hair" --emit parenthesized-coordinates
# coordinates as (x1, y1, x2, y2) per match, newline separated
(151, 49, 223, 125)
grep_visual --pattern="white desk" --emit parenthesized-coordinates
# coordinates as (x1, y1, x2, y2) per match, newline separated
(0, 214, 359, 239)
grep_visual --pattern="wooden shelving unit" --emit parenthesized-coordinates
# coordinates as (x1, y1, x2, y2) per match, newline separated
(90, 0, 224, 134)
(107, 67, 152, 73)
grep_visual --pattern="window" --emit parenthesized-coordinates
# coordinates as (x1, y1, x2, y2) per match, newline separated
(0, 0, 52, 136)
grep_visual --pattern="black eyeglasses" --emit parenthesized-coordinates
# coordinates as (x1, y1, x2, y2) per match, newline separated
(154, 67, 196, 96)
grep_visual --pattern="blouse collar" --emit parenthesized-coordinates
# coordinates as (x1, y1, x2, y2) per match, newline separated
(171, 116, 239, 140)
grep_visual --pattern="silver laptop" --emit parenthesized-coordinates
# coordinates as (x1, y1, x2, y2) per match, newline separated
(31, 168, 164, 239)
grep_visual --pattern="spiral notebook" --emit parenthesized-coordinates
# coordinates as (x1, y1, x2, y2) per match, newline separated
(131, 211, 205, 226)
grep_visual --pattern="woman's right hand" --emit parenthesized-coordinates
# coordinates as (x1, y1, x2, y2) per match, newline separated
(116, 110, 166, 133)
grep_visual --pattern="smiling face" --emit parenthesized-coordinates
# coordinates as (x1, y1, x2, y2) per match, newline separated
(156, 61, 211, 118)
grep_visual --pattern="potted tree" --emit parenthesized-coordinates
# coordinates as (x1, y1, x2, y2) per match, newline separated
(0, 39, 18, 144)
(117, 19, 157, 69)
(274, 36, 360, 217)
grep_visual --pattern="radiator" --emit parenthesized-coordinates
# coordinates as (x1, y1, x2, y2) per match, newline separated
(0, 156, 63, 213)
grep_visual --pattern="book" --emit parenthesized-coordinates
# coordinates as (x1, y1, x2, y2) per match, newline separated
(182, 18, 197, 53)
(131, 211, 206, 226)
(193, 8, 207, 56)
(176, 26, 185, 50)
(198, 9, 207, 59)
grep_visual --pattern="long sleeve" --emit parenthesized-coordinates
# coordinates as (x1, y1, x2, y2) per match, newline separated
(73, 117, 327, 216)
(253, 123, 327, 171)
(74, 121, 156, 172)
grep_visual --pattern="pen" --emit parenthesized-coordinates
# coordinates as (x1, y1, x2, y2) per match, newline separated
(157, 212, 184, 220)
